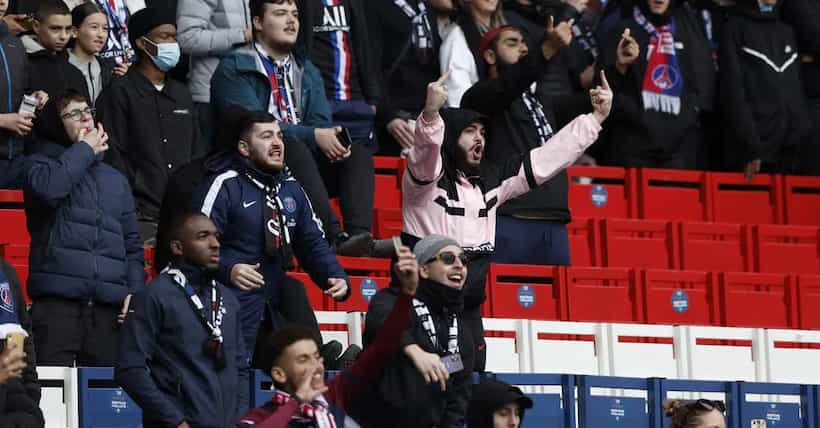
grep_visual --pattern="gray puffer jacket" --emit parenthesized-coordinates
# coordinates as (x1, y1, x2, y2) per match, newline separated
(176, 0, 251, 103)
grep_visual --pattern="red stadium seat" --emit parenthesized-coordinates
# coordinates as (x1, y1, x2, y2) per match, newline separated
(565, 266, 641, 323)
(336, 256, 391, 275)
(601, 218, 678, 269)
(373, 156, 405, 210)
(752, 224, 819, 274)
(641, 269, 719, 326)
(638, 168, 710, 221)
(708, 172, 783, 224)
(0, 209, 28, 245)
(718, 272, 797, 328)
(796, 274, 820, 329)
(0, 190, 23, 203)
(567, 166, 636, 219)
(373, 208, 402, 239)
(330, 274, 390, 312)
(487, 264, 567, 320)
(567, 217, 600, 267)
(782, 175, 820, 226)
(679, 222, 751, 272)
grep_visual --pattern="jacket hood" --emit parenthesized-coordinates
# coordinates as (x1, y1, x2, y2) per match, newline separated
(440, 108, 488, 180)
(466, 379, 533, 428)
(635, 0, 678, 25)
(32, 92, 76, 148)
(731, 0, 780, 19)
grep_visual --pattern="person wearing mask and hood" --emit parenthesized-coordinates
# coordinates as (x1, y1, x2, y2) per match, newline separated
(68, 2, 129, 105)
(353, 234, 474, 428)
(22, 91, 144, 366)
(594, 0, 716, 169)
(466, 379, 534, 428)
(720, 0, 812, 178)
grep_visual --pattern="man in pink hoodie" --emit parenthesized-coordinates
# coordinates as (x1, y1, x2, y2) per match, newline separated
(401, 32, 613, 369)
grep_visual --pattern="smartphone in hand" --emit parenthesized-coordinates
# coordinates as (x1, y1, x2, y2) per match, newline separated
(336, 127, 353, 149)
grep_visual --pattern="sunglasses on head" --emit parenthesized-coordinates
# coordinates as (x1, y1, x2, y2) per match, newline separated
(427, 251, 468, 266)
(691, 399, 726, 413)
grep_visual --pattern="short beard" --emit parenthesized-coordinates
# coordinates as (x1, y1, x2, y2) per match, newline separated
(456, 148, 481, 176)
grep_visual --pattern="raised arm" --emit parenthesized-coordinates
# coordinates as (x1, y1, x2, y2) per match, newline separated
(403, 72, 449, 193)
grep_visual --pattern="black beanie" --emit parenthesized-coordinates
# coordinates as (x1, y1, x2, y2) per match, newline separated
(127, 7, 176, 48)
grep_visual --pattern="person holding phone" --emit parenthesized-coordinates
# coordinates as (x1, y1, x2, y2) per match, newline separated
(664, 399, 726, 428)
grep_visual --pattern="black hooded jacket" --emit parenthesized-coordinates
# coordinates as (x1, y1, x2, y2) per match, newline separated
(354, 278, 475, 428)
(595, 0, 716, 165)
(780, 0, 820, 98)
(718, 0, 811, 166)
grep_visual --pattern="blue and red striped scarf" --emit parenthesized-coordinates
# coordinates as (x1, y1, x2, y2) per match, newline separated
(634, 6, 683, 116)
(0, 267, 26, 340)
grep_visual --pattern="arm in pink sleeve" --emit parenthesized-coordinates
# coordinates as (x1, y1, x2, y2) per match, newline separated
(496, 113, 602, 204)
(405, 113, 445, 185)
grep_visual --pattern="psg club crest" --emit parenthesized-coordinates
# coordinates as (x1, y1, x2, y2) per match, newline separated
(0, 281, 13, 314)
(283, 196, 297, 214)
(650, 64, 680, 91)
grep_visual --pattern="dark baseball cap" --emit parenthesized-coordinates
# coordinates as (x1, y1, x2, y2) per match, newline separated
(466, 379, 534, 427)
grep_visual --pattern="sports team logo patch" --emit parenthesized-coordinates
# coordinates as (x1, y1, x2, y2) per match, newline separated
(0, 281, 13, 314)
(283, 196, 297, 213)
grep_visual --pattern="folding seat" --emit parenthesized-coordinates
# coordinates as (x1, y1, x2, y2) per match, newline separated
(567, 217, 600, 267)
(372, 208, 402, 239)
(638, 168, 710, 221)
(796, 274, 820, 329)
(0, 189, 23, 203)
(287, 271, 327, 311)
(565, 266, 641, 323)
(718, 272, 797, 328)
(373, 156, 405, 210)
(0, 209, 28, 245)
(782, 175, 820, 226)
(679, 222, 750, 272)
(567, 165, 636, 219)
(752, 224, 819, 274)
(641, 269, 719, 326)
(329, 274, 390, 312)
(708, 172, 782, 224)
(601, 218, 678, 269)
(486, 263, 566, 320)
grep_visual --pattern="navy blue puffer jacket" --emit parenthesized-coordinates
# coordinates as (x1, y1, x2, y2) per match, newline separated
(22, 140, 145, 305)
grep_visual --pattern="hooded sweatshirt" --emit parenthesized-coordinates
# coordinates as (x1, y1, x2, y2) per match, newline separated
(401, 107, 600, 309)
(718, 0, 811, 166)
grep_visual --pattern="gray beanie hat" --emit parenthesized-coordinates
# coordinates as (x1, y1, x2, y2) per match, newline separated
(413, 234, 460, 265)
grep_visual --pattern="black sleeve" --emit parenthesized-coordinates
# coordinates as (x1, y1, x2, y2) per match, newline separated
(460, 52, 547, 115)
(352, 0, 381, 104)
(0, 259, 40, 404)
(780, 0, 820, 54)
(363, 288, 416, 349)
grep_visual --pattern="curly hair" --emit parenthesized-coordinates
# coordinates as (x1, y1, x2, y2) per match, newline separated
(664, 399, 726, 428)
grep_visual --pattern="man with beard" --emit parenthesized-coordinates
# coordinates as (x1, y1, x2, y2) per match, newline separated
(593, 0, 716, 169)
(193, 110, 350, 363)
(211, 0, 377, 257)
(117, 212, 249, 428)
(403, 58, 612, 370)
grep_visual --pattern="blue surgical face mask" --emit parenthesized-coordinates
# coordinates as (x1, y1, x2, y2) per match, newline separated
(143, 37, 180, 72)
(757, 0, 774, 12)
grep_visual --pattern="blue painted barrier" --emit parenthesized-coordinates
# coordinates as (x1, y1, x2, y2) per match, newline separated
(490, 373, 577, 428)
(737, 382, 815, 428)
(658, 379, 739, 428)
(78, 367, 142, 428)
(577, 375, 659, 428)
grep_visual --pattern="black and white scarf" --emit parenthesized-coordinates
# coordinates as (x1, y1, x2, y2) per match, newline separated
(521, 86, 555, 146)
(394, 0, 434, 62)
(413, 299, 459, 354)
(244, 170, 295, 270)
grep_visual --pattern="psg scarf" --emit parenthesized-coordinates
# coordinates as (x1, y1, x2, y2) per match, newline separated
(0, 268, 26, 341)
(271, 390, 337, 428)
(244, 170, 295, 270)
(634, 6, 683, 115)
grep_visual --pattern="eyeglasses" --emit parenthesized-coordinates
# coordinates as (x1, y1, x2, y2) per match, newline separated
(61, 107, 95, 121)
(691, 399, 726, 413)
(426, 251, 468, 266)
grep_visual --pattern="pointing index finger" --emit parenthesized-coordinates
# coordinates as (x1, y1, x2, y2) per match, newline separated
(600, 70, 611, 91)
(546, 15, 554, 32)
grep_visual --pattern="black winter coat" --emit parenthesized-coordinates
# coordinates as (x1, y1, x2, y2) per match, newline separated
(718, 0, 811, 166)
(780, 0, 820, 98)
(0, 259, 43, 428)
(0, 22, 27, 163)
(355, 280, 474, 428)
(595, 2, 715, 165)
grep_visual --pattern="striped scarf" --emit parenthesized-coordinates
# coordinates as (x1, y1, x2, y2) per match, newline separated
(521, 86, 554, 146)
(272, 390, 337, 428)
(394, 0, 434, 62)
(413, 298, 459, 354)
(634, 6, 683, 115)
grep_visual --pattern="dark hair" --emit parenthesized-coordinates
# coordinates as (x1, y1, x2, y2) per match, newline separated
(487, 26, 524, 54)
(256, 325, 321, 384)
(249, 0, 299, 20)
(664, 399, 726, 428)
(166, 211, 209, 243)
(237, 110, 277, 142)
(58, 91, 89, 112)
(71, 2, 104, 28)
(36, 0, 71, 22)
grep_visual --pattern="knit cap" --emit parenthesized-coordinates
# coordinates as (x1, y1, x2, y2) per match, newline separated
(412, 235, 460, 265)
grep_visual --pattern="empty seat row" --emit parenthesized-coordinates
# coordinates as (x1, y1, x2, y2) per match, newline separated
(569, 218, 820, 274)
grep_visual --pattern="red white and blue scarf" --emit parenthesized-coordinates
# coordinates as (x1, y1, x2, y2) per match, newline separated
(634, 6, 683, 116)
(0, 268, 26, 340)
(272, 390, 337, 428)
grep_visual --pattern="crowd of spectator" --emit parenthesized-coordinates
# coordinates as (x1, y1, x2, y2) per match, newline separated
(0, 0, 816, 426)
